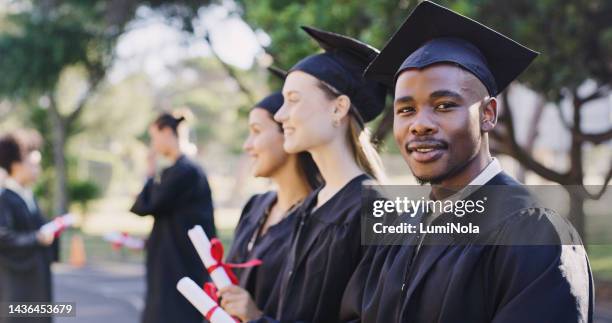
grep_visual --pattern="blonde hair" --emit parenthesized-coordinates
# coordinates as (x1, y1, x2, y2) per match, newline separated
(317, 81, 386, 182)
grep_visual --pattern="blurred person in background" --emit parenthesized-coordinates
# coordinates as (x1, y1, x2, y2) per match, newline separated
(0, 130, 55, 323)
(130, 112, 216, 323)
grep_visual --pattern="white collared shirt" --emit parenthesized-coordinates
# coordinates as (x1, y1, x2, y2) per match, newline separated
(4, 177, 37, 213)
(465, 157, 502, 186)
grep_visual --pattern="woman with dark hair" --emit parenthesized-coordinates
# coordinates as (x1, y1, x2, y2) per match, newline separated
(130, 112, 216, 323)
(224, 80, 322, 319)
(219, 27, 387, 322)
(0, 131, 54, 323)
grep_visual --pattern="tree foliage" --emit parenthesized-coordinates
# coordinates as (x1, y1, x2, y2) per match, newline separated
(238, 0, 611, 100)
(0, 1, 115, 99)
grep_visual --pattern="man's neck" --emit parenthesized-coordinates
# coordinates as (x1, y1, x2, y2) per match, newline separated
(431, 153, 493, 200)
(165, 148, 182, 163)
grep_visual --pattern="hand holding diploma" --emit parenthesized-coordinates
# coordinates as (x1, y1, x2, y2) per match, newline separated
(176, 277, 237, 323)
(36, 230, 54, 246)
(218, 285, 263, 322)
(39, 213, 75, 238)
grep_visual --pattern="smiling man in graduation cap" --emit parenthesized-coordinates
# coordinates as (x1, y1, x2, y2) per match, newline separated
(340, 1, 593, 322)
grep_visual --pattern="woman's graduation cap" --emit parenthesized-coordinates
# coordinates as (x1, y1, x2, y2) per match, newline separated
(253, 66, 288, 115)
(364, 1, 539, 96)
(289, 26, 387, 123)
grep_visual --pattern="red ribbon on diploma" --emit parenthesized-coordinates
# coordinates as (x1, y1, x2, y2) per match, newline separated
(203, 283, 220, 321)
(111, 232, 129, 251)
(206, 238, 263, 284)
(54, 217, 66, 238)
(203, 282, 240, 322)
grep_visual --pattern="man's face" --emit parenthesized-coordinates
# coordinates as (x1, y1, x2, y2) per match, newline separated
(148, 125, 175, 155)
(393, 64, 491, 184)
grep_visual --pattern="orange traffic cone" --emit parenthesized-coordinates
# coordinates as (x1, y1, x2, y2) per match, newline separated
(69, 234, 86, 267)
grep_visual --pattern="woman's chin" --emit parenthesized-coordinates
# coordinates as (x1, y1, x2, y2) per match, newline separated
(252, 163, 272, 178)
(282, 141, 303, 154)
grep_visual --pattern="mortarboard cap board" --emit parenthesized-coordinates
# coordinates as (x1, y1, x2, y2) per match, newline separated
(267, 65, 287, 81)
(289, 26, 387, 123)
(253, 66, 287, 115)
(364, 1, 539, 96)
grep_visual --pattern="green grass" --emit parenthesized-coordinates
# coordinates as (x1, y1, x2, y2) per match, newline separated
(588, 245, 612, 280)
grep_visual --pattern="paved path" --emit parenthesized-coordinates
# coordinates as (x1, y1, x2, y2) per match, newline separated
(53, 263, 144, 323)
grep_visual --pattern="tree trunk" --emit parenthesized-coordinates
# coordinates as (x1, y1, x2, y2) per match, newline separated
(568, 93, 586, 243)
(48, 98, 69, 215)
(516, 96, 546, 182)
(568, 190, 586, 244)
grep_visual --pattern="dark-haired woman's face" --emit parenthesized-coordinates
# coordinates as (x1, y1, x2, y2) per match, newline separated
(243, 108, 289, 178)
(12, 150, 41, 186)
(148, 125, 177, 156)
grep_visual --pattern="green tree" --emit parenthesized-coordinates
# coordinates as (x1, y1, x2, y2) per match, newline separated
(0, 0, 215, 215)
(0, 1, 135, 215)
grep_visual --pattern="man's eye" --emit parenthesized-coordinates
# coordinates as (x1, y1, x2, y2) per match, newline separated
(435, 102, 457, 110)
(397, 106, 415, 114)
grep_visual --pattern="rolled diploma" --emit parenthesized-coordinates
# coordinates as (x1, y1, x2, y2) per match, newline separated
(188, 225, 233, 289)
(123, 236, 144, 249)
(103, 232, 144, 250)
(176, 277, 235, 323)
(40, 213, 75, 236)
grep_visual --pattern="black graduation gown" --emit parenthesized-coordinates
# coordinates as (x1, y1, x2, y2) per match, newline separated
(340, 172, 594, 323)
(252, 174, 372, 323)
(0, 189, 53, 323)
(225, 191, 297, 317)
(130, 155, 216, 323)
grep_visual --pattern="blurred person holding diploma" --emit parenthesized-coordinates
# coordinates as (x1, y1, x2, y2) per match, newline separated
(0, 131, 55, 323)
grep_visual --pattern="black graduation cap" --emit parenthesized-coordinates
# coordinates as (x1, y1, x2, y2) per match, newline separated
(267, 65, 287, 81)
(364, 1, 539, 96)
(289, 26, 387, 123)
(253, 66, 288, 115)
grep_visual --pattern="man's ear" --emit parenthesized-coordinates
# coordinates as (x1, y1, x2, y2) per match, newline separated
(481, 97, 498, 132)
(333, 94, 352, 119)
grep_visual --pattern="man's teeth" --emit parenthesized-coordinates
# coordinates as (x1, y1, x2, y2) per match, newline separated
(416, 148, 434, 153)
